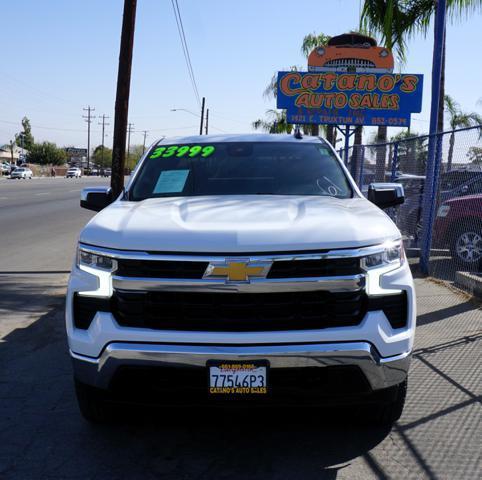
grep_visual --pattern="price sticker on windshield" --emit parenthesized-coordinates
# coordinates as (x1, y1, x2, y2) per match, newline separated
(149, 145, 215, 159)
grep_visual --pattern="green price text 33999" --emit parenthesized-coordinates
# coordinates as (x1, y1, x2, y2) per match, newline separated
(149, 145, 215, 159)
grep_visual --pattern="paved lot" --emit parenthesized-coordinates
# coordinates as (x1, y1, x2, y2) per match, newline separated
(0, 178, 481, 479)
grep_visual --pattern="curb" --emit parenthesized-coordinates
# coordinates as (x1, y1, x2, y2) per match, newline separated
(455, 271, 482, 302)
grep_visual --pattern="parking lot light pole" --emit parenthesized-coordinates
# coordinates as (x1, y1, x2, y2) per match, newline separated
(171, 99, 206, 135)
(199, 97, 205, 135)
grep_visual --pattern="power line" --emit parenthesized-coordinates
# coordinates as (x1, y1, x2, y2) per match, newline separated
(170, 0, 201, 107)
(0, 119, 98, 133)
(82, 106, 96, 169)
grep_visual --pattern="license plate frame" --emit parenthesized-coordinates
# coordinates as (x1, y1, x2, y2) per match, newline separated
(207, 360, 269, 395)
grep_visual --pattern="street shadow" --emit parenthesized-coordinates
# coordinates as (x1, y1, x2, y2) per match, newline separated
(416, 299, 480, 327)
(0, 274, 66, 313)
(0, 302, 391, 480)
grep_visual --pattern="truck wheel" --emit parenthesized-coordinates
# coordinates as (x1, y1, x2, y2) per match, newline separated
(74, 378, 114, 424)
(368, 379, 407, 426)
(450, 221, 482, 267)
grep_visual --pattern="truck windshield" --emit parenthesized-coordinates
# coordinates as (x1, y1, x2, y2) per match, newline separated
(129, 142, 353, 201)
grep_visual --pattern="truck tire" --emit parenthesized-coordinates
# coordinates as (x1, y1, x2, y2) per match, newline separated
(368, 379, 407, 426)
(74, 378, 114, 424)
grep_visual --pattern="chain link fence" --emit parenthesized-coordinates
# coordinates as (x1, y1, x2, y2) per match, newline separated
(340, 125, 482, 296)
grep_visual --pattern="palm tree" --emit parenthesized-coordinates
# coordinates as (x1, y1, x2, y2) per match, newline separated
(362, 0, 482, 134)
(444, 94, 482, 170)
(258, 33, 331, 138)
(8, 140, 15, 163)
(301, 33, 332, 138)
(361, 2, 419, 179)
(252, 110, 293, 134)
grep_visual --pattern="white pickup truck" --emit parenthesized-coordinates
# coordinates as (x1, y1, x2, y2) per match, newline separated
(66, 133, 415, 424)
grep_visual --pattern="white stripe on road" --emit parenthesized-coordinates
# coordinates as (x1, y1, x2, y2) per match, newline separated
(0, 197, 8, 200)
(35, 192, 50, 196)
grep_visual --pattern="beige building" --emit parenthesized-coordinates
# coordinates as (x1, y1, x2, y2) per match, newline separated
(0, 144, 28, 163)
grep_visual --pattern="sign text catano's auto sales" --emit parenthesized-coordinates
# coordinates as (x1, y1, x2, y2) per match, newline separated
(277, 71, 424, 127)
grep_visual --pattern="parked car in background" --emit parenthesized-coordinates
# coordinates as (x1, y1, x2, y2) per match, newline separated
(398, 171, 482, 242)
(394, 174, 425, 194)
(10, 167, 33, 179)
(100, 168, 111, 177)
(66, 167, 82, 178)
(1, 163, 10, 175)
(434, 194, 482, 267)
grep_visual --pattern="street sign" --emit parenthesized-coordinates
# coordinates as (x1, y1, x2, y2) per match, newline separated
(276, 71, 423, 127)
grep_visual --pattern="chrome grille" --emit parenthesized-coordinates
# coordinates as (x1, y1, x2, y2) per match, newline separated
(324, 58, 375, 68)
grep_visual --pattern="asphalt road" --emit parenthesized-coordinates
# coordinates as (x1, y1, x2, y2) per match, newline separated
(0, 177, 106, 271)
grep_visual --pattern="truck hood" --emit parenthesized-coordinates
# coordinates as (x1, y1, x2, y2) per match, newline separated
(80, 195, 400, 252)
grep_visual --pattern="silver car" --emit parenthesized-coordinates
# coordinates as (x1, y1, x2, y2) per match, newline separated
(10, 167, 33, 179)
(66, 167, 82, 178)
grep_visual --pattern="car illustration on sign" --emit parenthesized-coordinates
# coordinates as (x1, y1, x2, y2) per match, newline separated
(308, 33, 394, 74)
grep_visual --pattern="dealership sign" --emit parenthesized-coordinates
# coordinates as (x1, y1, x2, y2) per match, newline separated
(277, 71, 423, 127)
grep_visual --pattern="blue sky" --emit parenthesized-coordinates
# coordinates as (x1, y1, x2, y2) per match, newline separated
(1, 0, 481, 149)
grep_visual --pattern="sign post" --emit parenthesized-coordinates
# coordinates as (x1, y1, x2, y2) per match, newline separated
(420, 0, 447, 275)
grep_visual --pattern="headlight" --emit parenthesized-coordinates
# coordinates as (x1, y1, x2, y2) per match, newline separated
(316, 47, 325, 56)
(362, 241, 404, 269)
(77, 247, 117, 272)
(379, 49, 389, 57)
(437, 205, 450, 217)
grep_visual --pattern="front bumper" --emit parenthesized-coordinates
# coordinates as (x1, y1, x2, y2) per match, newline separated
(71, 341, 410, 392)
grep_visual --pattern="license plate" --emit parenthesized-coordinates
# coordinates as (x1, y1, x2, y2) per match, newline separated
(208, 361, 268, 395)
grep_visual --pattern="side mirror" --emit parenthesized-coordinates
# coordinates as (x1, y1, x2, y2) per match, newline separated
(368, 183, 404, 209)
(80, 187, 113, 211)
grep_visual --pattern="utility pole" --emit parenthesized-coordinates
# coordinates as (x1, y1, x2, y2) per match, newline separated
(141, 130, 148, 153)
(98, 114, 110, 167)
(111, 0, 137, 197)
(205, 108, 209, 135)
(199, 97, 205, 135)
(83, 106, 95, 169)
(127, 122, 134, 158)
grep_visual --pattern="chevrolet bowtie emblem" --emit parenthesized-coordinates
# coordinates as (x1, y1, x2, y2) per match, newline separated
(204, 259, 272, 282)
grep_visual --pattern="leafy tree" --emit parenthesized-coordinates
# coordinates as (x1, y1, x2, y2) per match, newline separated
(15, 116, 34, 151)
(126, 145, 145, 170)
(444, 94, 482, 170)
(467, 146, 482, 165)
(27, 142, 67, 165)
(93, 145, 113, 168)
